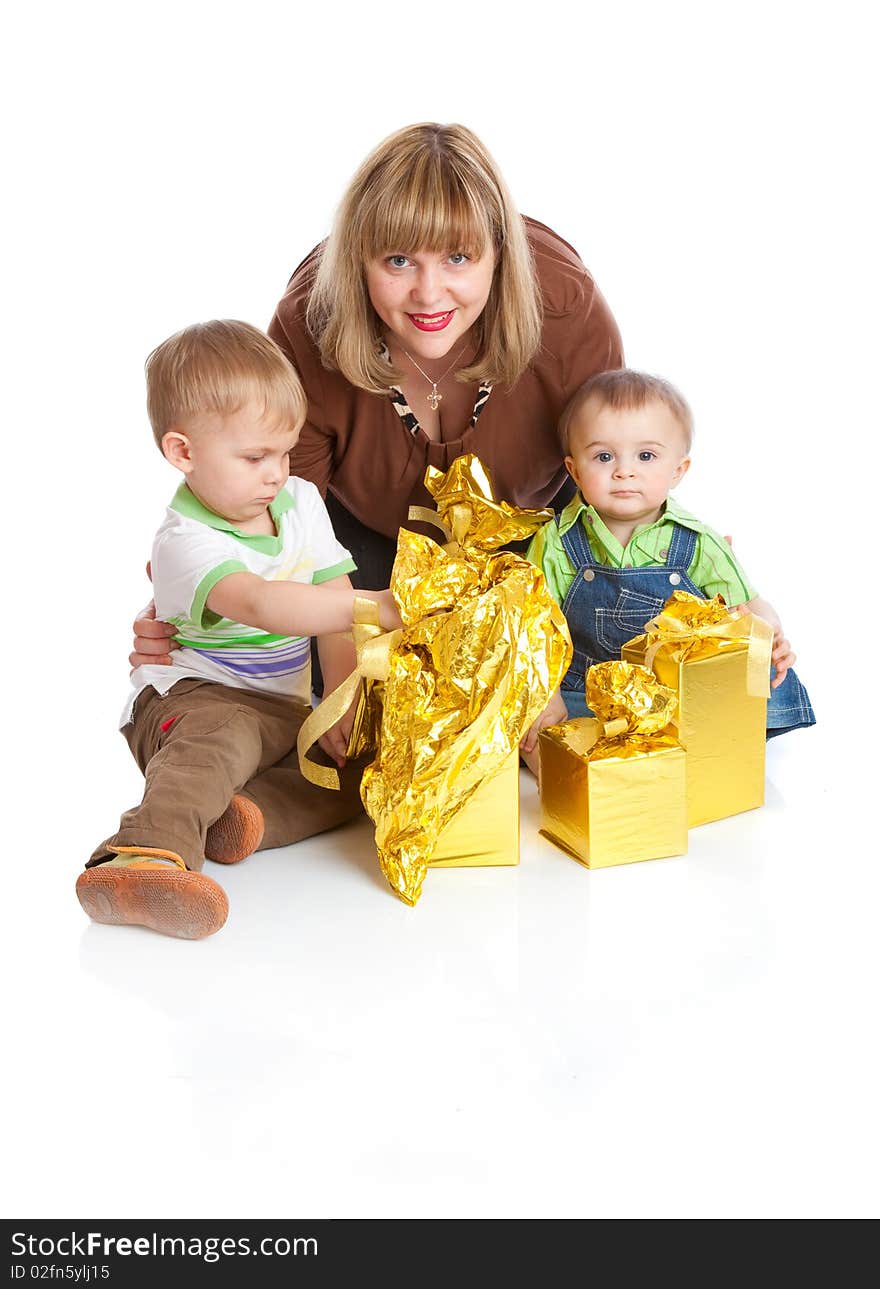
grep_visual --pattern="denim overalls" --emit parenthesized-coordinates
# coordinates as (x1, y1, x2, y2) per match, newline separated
(558, 517, 815, 737)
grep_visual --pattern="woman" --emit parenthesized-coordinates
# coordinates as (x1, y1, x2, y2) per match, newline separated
(131, 123, 623, 851)
(267, 121, 622, 586)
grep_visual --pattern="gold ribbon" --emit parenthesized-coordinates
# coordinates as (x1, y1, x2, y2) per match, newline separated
(407, 505, 451, 541)
(642, 595, 773, 698)
(296, 596, 402, 790)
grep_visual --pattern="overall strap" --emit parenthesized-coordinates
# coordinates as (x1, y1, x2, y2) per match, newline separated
(665, 522, 698, 570)
(558, 512, 599, 568)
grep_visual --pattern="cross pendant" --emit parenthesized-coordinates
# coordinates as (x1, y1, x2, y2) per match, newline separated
(427, 386, 442, 411)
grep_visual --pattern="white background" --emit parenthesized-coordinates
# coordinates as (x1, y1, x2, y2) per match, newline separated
(3, 0, 877, 1221)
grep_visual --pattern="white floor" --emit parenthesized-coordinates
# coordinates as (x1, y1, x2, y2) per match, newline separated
(5, 705, 877, 1220)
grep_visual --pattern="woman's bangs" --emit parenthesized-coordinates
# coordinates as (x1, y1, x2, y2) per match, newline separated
(362, 167, 492, 260)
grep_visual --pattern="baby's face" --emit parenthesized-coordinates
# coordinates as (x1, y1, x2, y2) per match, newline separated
(565, 398, 691, 530)
(168, 400, 300, 526)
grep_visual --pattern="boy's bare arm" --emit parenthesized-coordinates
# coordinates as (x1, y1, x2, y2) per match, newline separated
(206, 571, 400, 638)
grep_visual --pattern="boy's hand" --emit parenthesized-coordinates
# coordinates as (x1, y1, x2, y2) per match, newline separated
(318, 693, 359, 768)
(130, 564, 178, 670)
(739, 596, 796, 688)
(768, 629, 796, 688)
(519, 688, 568, 776)
(373, 588, 403, 633)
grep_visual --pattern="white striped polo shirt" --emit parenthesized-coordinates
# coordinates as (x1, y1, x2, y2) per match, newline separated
(121, 477, 355, 726)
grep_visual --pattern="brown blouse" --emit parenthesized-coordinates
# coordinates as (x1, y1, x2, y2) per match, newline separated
(268, 217, 624, 539)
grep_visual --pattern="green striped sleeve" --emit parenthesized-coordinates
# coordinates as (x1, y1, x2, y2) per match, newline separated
(312, 557, 357, 585)
(689, 531, 757, 605)
(191, 560, 249, 630)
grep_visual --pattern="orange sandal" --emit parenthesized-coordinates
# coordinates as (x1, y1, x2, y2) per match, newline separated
(76, 847, 228, 940)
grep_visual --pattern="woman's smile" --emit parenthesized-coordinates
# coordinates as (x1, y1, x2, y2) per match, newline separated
(407, 310, 455, 332)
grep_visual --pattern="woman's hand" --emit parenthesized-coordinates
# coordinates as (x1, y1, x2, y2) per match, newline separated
(130, 564, 178, 670)
(739, 596, 795, 688)
(130, 601, 178, 669)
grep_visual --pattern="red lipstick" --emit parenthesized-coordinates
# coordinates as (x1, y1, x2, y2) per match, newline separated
(407, 310, 454, 332)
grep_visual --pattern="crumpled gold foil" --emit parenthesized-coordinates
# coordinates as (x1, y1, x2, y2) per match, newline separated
(585, 660, 679, 742)
(641, 590, 773, 697)
(303, 454, 572, 907)
(414, 455, 557, 553)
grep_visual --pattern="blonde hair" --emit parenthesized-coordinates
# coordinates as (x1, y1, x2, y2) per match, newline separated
(306, 123, 543, 392)
(559, 369, 694, 454)
(146, 319, 307, 449)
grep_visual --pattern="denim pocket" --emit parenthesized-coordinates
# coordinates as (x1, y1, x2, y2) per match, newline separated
(595, 589, 664, 654)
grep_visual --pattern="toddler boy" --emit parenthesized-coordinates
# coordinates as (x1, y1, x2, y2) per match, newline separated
(521, 369, 814, 768)
(76, 320, 400, 939)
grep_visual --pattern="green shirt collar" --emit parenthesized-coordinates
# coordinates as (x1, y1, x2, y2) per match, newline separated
(557, 493, 706, 562)
(169, 482, 295, 552)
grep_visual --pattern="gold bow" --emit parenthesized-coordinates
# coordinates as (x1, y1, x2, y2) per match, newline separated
(583, 659, 680, 754)
(641, 591, 773, 698)
(296, 596, 402, 790)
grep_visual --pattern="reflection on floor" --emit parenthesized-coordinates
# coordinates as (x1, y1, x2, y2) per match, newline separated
(7, 723, 878, 1219)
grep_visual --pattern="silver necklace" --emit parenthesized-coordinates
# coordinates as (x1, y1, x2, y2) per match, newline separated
(402, 344, 468, 412)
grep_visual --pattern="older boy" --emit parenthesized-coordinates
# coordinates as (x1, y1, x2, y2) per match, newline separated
(77, 321, 400, 939)
(521, 370, 814, 766)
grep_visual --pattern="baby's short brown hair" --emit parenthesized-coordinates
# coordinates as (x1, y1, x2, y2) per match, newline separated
(559, 369, 694, 455)
(145, 319, 306, 448)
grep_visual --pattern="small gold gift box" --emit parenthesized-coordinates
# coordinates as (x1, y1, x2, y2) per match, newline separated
(622, 633, 766, 827)
(539, 718, 687, 868)
(428, 751, 520, 868)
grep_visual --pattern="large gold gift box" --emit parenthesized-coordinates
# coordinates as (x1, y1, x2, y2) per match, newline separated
(621, 633, 766, 827)
(428, 751, 519, 868)
(539, 718, 687, 868)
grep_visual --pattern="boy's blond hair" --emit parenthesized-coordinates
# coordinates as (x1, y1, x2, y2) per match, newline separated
(146, 320, 307, 449)
(559, 369, 694, 455)
(306, 122, 543, 393)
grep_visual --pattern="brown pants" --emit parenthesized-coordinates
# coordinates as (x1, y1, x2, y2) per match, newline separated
(89, 680, 364, 871)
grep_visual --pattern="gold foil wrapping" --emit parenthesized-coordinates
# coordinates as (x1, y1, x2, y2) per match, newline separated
(586, 659, 679, 738)
(303, 455, 572, 906)
(622, 591, 769, 826)
(428, 750, 520, 869)
(539, 662, 687, 868)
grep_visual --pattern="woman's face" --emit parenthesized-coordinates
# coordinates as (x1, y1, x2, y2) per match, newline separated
(365, 247, 496, 364)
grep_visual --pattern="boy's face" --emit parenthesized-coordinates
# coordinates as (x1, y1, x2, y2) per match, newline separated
(162, 399, 301, 527)
(565, 398, 691, 531)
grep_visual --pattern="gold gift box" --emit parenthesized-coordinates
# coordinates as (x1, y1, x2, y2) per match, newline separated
(622, 634, 766, 827)
(538, 719, 687, 868)
(428, 750, 520, 868)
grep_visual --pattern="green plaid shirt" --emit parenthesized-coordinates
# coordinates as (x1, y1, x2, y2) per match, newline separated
(527, 494, 757, 607)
